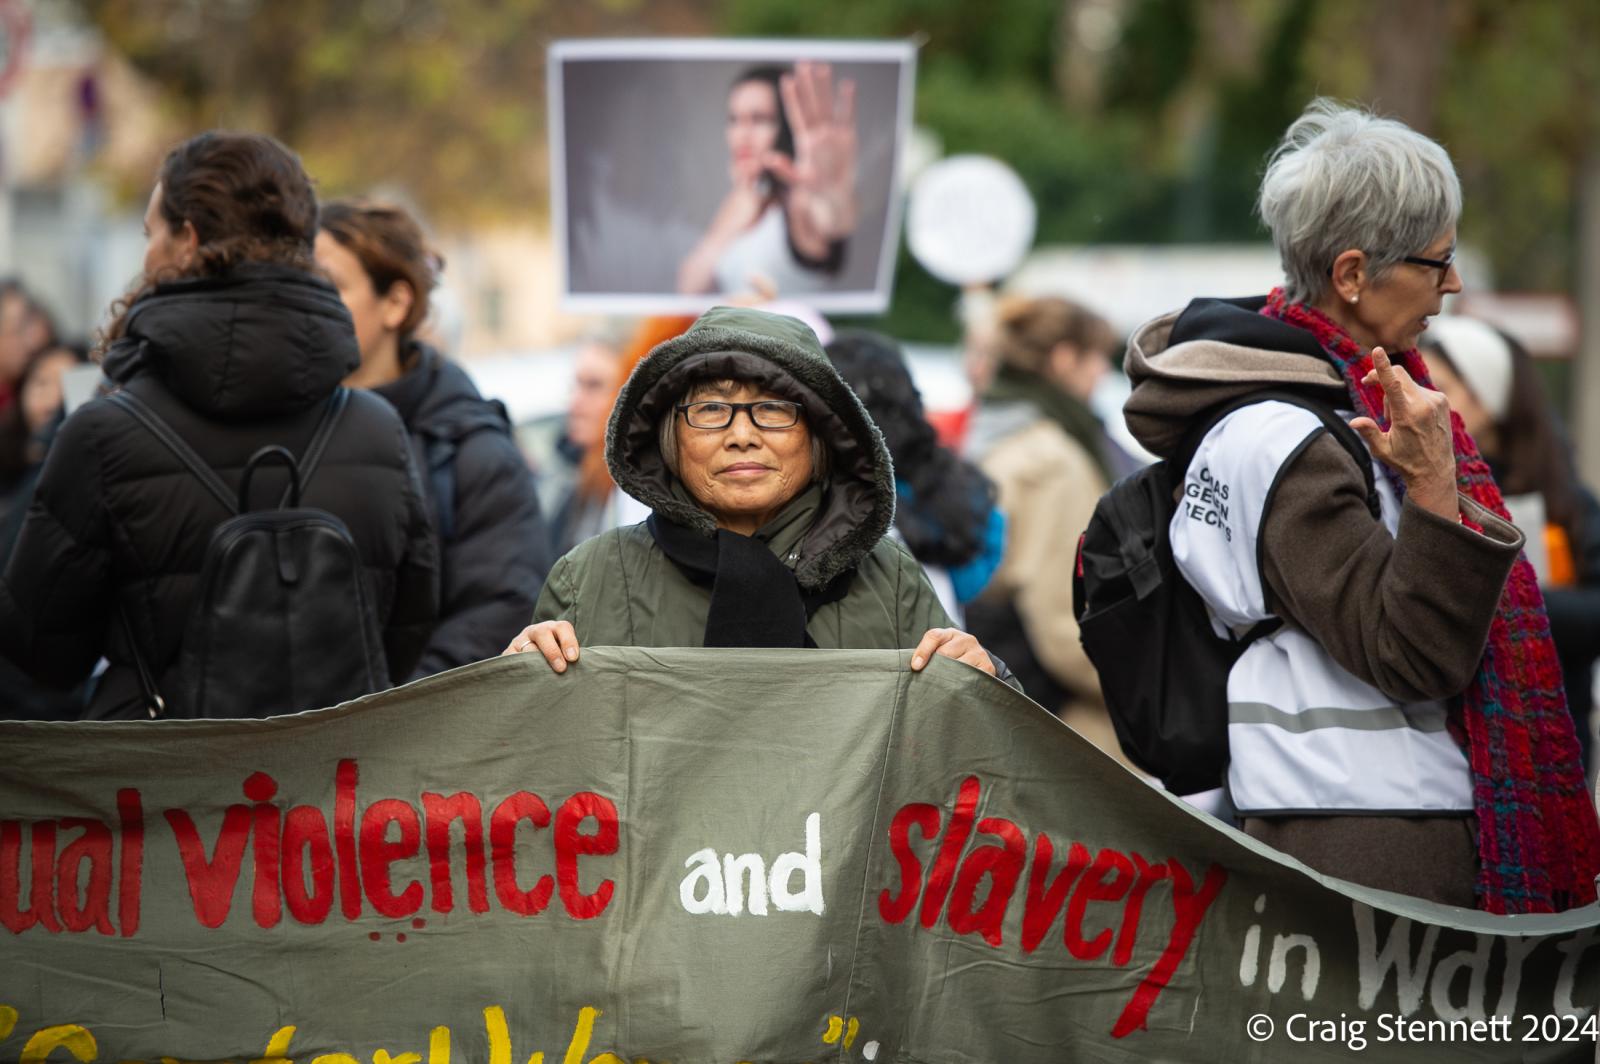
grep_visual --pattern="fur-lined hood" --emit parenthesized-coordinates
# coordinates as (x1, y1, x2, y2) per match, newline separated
(605, 305, 895, 591)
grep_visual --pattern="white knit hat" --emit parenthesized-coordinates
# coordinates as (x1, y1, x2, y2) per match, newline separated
(1425, 315, 1513, 422)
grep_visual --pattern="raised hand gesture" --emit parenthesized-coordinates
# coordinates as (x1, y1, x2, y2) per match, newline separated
(764, 61, 858, 252)
(1348, 346, 1459, 520)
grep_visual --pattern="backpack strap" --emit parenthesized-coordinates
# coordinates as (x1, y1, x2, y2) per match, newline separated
(110, 388, 353, 512)
(117, 605, 166, 719)
(1267, 394, 1381, 519)
(419, 402, 511, 543)
(281, 388, 350, 506)
(107, 390, 237, 515)
(1174, 389, 1381, 519)
(1101, 471, 1164, 600)
(1170, 390, 1380, 649)
(108, 388, 226, 718)
(1296, 404, 1383, 519)
(423, 433, 459, 543)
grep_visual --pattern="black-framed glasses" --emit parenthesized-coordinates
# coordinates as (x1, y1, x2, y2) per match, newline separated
(1402, 250, 1456, 287)
(677, 400, 803, 430)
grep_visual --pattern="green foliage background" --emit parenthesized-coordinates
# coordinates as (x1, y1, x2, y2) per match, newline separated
(82, 0, 1600, 343)
(722, 0, 1598, 341)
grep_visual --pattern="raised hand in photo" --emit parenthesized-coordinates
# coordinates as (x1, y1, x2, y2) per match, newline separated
(767, 61, 859, 253)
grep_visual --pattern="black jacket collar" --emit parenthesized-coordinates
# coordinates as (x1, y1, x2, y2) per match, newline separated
(104, 265, 358, 420)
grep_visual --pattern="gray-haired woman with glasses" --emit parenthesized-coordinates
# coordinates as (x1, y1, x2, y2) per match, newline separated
(1118, 99, 1600, 913)
(503, 305, 1006, 682)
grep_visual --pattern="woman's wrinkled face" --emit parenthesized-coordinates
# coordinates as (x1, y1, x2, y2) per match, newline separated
(142, 183, 196, 278)
(726, 80, 782, 173)
(1349, 229, 1463, 354)
(675, 379, 813, 534)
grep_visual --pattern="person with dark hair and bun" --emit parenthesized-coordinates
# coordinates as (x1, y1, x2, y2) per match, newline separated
(963, 295, 1128, 764)
(826, 330, 1004, 623)
(1422, 317, 1600, 770)
(0, 131, 439, 719)
(677, 61, 858, 296)
(317, 200, 551, 677)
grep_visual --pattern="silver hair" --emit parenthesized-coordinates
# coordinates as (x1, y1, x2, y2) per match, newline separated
(1257, 98, 1462, 304)
(659, 378, 828, 481)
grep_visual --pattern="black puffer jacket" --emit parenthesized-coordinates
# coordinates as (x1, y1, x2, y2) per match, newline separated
(374, 342, 550, 677)
(0, 267, 439, 719)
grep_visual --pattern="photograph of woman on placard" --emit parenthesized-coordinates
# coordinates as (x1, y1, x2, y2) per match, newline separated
(676, 62, 859, 298)
(550, 40, 912, 315)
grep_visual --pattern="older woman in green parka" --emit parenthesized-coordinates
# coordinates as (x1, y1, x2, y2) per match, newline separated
(504, 306, 1003, 678)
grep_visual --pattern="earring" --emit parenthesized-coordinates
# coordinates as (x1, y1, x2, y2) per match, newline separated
(1350, 294, 1359, 304)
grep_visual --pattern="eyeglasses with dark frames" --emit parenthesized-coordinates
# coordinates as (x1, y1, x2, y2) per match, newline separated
(1325, 249, 1458, 288)
(1402, 249, 1456, 288)
(677, 400, 803, 430)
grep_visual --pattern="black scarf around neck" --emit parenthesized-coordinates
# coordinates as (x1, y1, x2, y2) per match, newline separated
(647, 513, 852, 648)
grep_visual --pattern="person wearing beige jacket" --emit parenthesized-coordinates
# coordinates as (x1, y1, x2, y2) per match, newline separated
(963, 295, 1134, 765)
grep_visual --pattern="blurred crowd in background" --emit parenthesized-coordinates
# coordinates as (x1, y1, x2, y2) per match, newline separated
(0, 4, 1593, 771)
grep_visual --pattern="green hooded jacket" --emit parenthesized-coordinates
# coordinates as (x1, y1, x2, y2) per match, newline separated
(531, 306, 953, 650)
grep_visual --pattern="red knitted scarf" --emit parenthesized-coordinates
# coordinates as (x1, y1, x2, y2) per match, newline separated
(1262, 289, 1600, 913)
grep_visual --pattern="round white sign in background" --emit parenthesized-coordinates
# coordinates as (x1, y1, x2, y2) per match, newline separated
(906, 155, 1036, 286)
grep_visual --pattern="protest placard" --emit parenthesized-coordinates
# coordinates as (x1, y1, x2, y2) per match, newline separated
(549, 39, 915, 315)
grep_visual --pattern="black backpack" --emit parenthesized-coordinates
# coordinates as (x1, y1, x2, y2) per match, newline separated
(1071, 390, 1381, 794)
(108, 388, 390, 719)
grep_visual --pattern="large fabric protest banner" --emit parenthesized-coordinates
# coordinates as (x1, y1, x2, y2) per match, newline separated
(0, 649, 1596, 1063)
